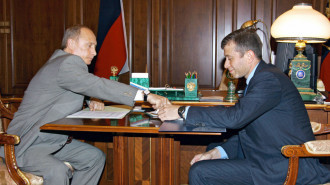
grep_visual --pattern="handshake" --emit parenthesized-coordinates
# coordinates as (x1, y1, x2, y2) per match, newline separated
(146, 93, 183, 121)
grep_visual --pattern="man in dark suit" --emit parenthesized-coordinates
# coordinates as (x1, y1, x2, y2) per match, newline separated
(0, 25, 169, 185)
(158, 28, 330, 184)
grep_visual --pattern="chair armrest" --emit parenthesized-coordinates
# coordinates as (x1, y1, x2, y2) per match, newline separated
(282, 141, 330, 158)
(281, 141, 330, 185)
(0, 132, 20, 145)
(304, 140, 330, 155)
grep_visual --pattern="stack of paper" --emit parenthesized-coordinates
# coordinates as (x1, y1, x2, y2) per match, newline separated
(67, 105, 132, 119)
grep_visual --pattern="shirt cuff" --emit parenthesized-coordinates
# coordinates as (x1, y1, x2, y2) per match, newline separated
(134, 90, 144, 101)
(215, 146, 229, 159)
(184, 106, 190, 119)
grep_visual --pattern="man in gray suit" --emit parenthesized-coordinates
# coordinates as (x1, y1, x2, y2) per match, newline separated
(0, 25, 169, 185)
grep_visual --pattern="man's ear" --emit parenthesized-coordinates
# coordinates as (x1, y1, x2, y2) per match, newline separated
(246, 50, 255, 62)
(67, 39, 76, 50)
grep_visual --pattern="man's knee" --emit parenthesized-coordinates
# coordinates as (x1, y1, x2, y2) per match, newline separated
(189, 161, 206, 183)
(43, 163, 71, 183)
(189, 162, 201, 176)
(87, 147, 106, 167)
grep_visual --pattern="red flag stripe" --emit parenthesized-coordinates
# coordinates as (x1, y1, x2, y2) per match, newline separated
(94, 13, 127, 78)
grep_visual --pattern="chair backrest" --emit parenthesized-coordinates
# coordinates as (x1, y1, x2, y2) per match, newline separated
(0, 92, 15, 132)
(310, 121, 330, 135)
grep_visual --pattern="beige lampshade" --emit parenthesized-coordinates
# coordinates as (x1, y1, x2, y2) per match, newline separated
(271, 3, 330, 43)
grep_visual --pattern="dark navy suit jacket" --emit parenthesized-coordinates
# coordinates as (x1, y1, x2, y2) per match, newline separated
(187, 61, 330, 184)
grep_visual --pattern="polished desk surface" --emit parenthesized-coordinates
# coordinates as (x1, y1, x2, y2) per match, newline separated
(10, 90, 330, 134)
(40, 112, 222, 135)
(3, 90, 330, 110)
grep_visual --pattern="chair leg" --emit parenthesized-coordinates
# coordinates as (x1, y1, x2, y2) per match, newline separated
(284, 156, 299, 185)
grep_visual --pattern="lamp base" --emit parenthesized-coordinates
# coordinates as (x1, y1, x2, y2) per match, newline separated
(298, 88, 316, 101)
(289, 41, 316, 102)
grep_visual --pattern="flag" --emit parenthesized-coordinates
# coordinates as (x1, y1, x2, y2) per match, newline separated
(320, 41, 330, 93)
(94, 0, 128, 78)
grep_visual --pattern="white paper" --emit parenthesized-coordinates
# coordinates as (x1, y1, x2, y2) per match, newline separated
(131, 73, 148, 78)
(67, 105, 132, 119)
(148, 87, 184, 91)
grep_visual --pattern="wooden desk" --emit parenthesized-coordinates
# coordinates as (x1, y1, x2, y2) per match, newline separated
(40, 113, 221, 185)
(4, 92, 330, 184)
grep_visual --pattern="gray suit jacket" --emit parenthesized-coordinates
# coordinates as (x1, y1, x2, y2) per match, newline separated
(0, 50, 138, 165)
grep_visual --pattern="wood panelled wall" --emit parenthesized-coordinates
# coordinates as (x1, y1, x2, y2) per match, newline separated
(0, 0, 328, 95)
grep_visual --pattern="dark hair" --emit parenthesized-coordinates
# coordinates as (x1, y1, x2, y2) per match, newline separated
(221, 28, 262, 60)
(61, 25, 89, 49)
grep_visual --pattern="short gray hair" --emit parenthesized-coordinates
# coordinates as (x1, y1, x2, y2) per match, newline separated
(61, 25, 89, 49)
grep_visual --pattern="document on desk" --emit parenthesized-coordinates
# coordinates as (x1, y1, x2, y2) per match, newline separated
(67, 105, 132, 119)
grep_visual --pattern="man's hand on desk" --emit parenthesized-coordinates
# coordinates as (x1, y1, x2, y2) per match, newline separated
(190, 148, 221, 165)
(89, 99, 105, 111)
(158, 104, 181, 121)
(147, 94, 170, 110)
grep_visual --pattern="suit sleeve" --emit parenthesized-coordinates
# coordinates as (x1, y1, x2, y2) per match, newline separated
(186, 71, 282, 129)
(56, 55, 138, 106)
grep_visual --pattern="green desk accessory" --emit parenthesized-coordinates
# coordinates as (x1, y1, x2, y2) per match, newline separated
(148, 70, 200, 101)
(185, 78, 198, 98)
(184, 71, 198, 98)
(109, 66, 119, 81)
(130, 73, 150, 89)
(224, 70, 238, 102)
(149, 88, 199, 101)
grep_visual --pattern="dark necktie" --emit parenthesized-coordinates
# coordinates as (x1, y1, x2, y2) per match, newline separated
(244, 84, 249, 96)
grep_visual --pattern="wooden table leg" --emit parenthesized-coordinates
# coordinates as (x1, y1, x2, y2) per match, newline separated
(113, 135, 128, 185)
(113, 135, 181, 185)
(152, 136, 180, 185)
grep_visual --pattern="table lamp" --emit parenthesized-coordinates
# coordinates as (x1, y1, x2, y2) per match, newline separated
(271, 3, 330, 101)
